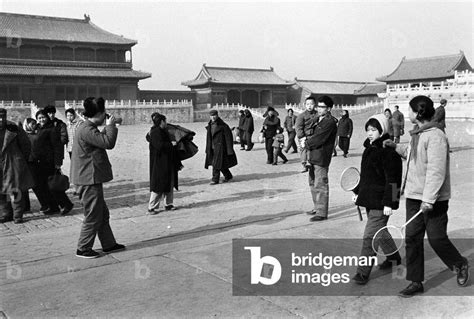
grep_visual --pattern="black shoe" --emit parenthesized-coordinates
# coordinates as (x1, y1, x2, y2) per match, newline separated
(223, 176, 233, 183)
(398, 282, 424, 298)
(39, 206, 49, 214)
(301, 167, 309, 173)
(306, 210, 317, 215)
(0, 216, 13, 223)
(333, 153, 337, 157)
(352, 273, 369, 285)
(210, 181, 219, 185)
(379, 258, 402, 270)
(272, 163, 277, 166)
(283, 159, 288, 164)
(456, 261, 470, 287)
(246, 144, 254, 151)
(147, 208, 160, 215)
(103, 243, 126, 253)
(76, 249, 100, 259)
(165, 205, 177, 211)
(13, 218, 23, 224)
(61, 204, 74, 216)
(284, 149, 289, 153)
(310, 216, 327, 222)
(343, 154, 347, 158)
(43, 208, 60, 215)
(266, 161, 272, 164)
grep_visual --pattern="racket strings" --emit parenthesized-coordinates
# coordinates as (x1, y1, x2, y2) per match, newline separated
(341, 169, 359, 191)
(372, 226, 403, 257)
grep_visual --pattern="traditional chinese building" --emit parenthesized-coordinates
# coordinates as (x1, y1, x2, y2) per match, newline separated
(287, 79, 382, 106)
(376, 51, 472, 85)
(182, 64, 293, 109)
(0, 12, 151, 107)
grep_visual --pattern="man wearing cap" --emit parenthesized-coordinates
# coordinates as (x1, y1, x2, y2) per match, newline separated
(305, 96, 338, 221)
(433, 99, 447, 132)
(392, 105, 405, 143)
(0, 108, 35, 224)
(205, 110, 237, 185)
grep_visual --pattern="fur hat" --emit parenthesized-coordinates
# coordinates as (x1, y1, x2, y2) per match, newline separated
(209, 110, 218, 116)
(367, 113, 389, 136)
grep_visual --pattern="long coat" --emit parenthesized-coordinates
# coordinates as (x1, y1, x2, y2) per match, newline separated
(148, 125, 179, 193)
(336, 115, 353, 137)
(392, 110, 405, 136)
(205, 118, 237, 170)
(70, 120, 117, 186)
(35, 122, 63, 167)
(306, 115, 338, 167)
(1, 122, 35, 193)
(355, 134, 402, 210)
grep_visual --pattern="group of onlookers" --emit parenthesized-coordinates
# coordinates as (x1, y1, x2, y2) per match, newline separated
(0, 106, 83, 224)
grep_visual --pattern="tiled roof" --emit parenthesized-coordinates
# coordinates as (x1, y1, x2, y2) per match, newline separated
(182, 64, 292, 86)
(296, 80, 369, 95)
(377, 52, 472, 82)
(354, 83, 387, 95)
(0, 65, 151, 79)
(0, 12, 136, 45)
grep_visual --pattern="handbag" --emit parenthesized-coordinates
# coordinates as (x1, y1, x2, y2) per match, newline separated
(48, 169, 70, 192)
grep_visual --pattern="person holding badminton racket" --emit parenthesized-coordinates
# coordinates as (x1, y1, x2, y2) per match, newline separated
(383, 95, 469, 297)
(351, 114, 403, 285)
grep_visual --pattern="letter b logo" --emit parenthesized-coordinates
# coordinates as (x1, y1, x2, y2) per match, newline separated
(244, 246, 282, 285)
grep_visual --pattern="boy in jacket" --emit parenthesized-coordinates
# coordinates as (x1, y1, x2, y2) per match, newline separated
(352, 114, 403, 285)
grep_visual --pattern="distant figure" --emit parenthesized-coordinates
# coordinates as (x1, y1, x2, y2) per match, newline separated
(65, 108, 83, 159)
(432, 98, 447, 132)
(391, 105, 405, 143)
(384, 108, 394, 140)
(272, 127, 288, 165)
(205, 110, 237, 185)
(238, 110, 246, 150)
(334, 110, 353, 158)
(261, 107, 281, 164)
(283, 108, 298, 153)
(242, 109, 254, 151)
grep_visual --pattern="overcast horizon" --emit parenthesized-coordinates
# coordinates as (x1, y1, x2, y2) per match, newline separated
(1, 0, 472, 90)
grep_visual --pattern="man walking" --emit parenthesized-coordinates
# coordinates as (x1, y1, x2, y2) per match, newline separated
(205, 110, 237, 185)
(392, 105, 405, 143)
(305, 96, 338, 222)
(71, 97, 124, 258)
(283, 108, 298, 153)
(433, 98, 447, 132)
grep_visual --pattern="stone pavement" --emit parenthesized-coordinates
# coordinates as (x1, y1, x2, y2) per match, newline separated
(0, 112, 473, 317)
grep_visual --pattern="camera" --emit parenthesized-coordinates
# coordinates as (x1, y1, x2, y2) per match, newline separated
(105, 113, 123, 125)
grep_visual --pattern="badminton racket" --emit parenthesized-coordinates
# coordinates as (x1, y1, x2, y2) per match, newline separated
(340, 167, 363, 221)
(371, 209, 423, 257)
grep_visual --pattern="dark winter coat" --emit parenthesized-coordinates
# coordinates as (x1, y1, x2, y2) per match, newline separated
(52, 118, 68, 146)
(148, 125, 179, 193)
(392, 110, 405, 136)
(433, 106, 446, 130)
(242, 112, 254, 133)
(355, 134, 402, 210)
(0, 121, 35, 193)
(205, 118, 237, 170)
(306, 115, 338, 167)
(262, 115, 281, 138)
(337, 114, 353, 137)
(238, 113, 246, 130)
(35, 121, 63, 167)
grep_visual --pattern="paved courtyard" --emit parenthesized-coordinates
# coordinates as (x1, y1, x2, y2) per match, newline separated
(0, 110, 473, 317)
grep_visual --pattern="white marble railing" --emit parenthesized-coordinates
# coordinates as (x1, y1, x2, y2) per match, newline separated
(65, 99, 193, 109)
(285, 101, 382, 114)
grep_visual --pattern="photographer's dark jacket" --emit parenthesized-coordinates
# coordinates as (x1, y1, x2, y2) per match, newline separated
(70, 120, 117, 186)
(355, 134, 402, 210)
(306, 115, 338, 167)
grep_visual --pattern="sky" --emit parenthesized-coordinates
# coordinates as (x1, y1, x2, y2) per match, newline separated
(1, 0, 472, 90)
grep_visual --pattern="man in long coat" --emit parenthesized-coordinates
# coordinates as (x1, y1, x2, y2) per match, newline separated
(0, 108, 35, 224)
(392, 105, 405, 143)
(205, 110, 237, 185)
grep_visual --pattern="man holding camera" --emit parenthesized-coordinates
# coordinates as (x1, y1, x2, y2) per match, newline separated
(71, 97, 124, 258)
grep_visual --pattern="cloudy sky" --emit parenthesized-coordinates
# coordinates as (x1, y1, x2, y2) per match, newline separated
(1, 0, 472, 90)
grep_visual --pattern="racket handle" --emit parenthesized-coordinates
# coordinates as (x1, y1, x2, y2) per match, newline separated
(403, 209, 423, 228)
(357, 206, 363, 221)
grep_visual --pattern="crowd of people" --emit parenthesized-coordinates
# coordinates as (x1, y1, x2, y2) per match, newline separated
(0, 94, 468, 294)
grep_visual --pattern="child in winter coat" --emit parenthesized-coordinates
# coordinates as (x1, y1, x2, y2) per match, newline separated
(352, 114, 403, 285)
(272, 127, 288, 165)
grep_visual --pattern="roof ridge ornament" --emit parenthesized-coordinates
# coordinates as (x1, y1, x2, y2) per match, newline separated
(84, 14, 90, 22)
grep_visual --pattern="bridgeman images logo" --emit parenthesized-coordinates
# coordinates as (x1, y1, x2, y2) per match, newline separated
(245, 246, 282, 285)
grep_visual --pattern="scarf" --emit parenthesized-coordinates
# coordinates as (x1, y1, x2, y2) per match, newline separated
(409, 121, 441, 161)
